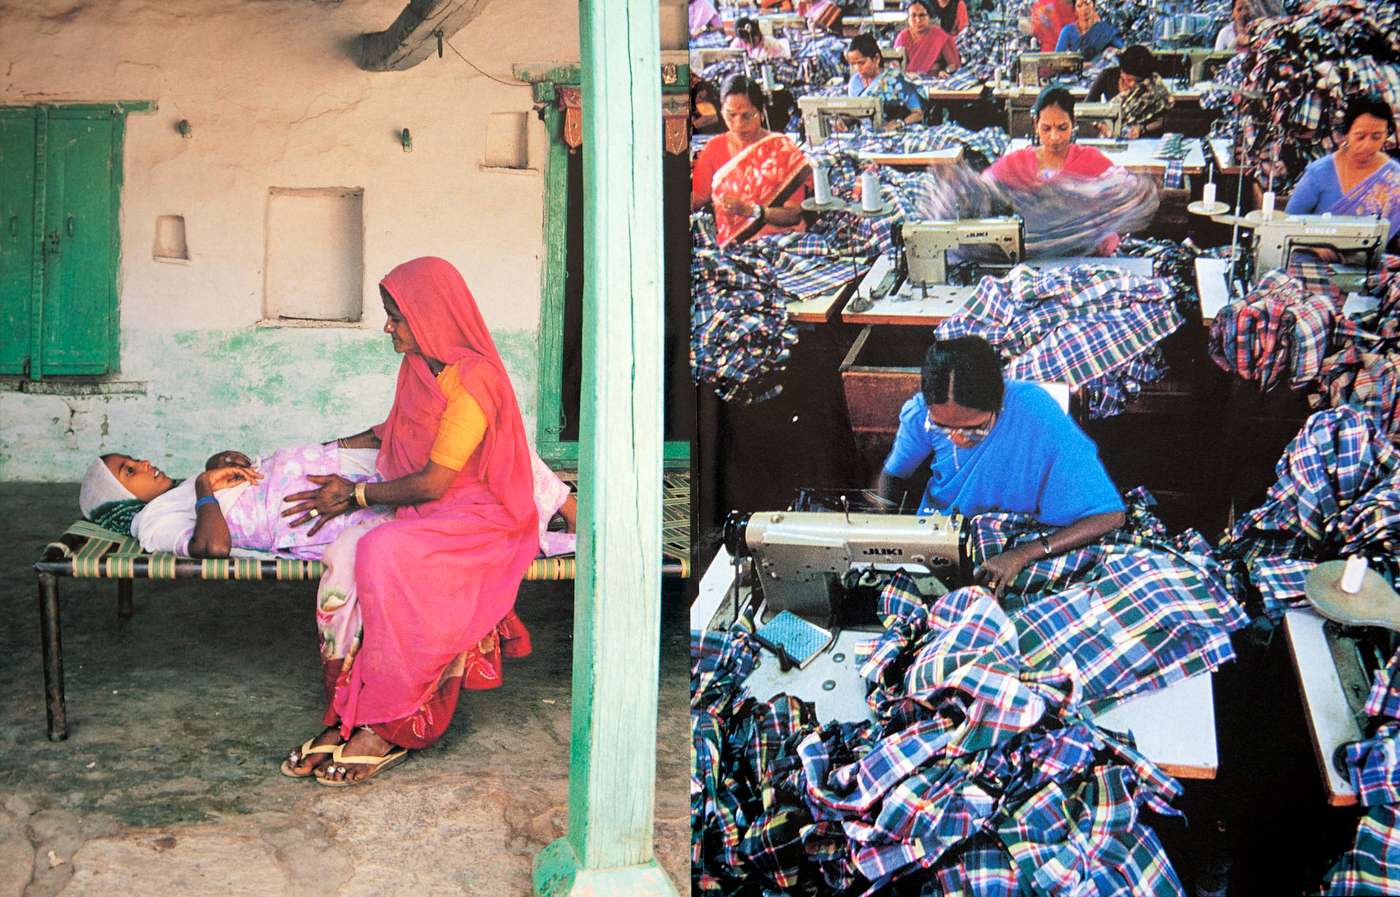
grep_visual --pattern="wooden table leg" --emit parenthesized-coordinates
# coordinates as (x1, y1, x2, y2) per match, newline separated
(37, 570, 67, 741)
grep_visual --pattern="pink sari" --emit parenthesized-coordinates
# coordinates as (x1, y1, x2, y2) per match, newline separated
(326, 257, 538, 744)
(894, 26, 959, 76)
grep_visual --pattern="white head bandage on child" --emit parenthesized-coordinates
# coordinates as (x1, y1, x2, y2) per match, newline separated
(79, 456, 137, 518)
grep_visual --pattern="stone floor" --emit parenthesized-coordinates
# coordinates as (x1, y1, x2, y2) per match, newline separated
(0, 483, 688, 897)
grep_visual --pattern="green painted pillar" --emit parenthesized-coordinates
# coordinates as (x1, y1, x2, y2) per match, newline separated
(530, 0, 678, 894)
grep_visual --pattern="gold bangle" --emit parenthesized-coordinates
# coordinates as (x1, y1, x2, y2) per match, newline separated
(355, 481, 369, 509)
(337, 437, 351, 449)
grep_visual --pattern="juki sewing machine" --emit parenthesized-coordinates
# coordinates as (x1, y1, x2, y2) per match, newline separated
(798, 95, 883, 143)
(724, 507, 967, 625)
(845, 216, 1025, 318)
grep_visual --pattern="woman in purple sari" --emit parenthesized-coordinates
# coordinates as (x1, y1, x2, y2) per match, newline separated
(1287, 92, 1400, 253)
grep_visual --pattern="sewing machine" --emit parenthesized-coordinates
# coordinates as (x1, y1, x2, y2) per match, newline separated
(1251, 213, 1390, 276)
(844, 216, 1025, 322)
(1017, 52, 1083, 87)
(903, 217, 1026, 286)
(1074, 100, 1123, 140)
(798, 95, 883, 143)
(1185, 48, 1235, 85)
(724, 508, 966, 624)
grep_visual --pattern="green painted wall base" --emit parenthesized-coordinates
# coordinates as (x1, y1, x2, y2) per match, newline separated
(532, 839, 679, 897)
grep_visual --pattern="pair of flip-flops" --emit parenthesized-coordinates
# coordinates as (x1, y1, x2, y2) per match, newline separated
(279, 730, 409, 786)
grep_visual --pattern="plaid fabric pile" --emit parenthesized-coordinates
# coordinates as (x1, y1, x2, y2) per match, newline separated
(1216, 406, 1400, 616)
(1202, 0, 1400, 195)
(1207, 270, 1338, 391)
(691, 568, 1194, 895)
(935, 263, 1182, 418)
(691, 215, 803, 404)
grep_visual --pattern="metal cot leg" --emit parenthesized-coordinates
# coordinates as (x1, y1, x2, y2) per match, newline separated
(37, 570, 67, 741)
(117, 578, 132, 618)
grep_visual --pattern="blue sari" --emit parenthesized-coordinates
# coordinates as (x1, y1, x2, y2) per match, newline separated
(1286, 155, 1400, 246)
(1055, 20, 1123, 61)
(847, 67, 925, 124)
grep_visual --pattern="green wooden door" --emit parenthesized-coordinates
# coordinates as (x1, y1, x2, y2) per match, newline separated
(42, 109, 119, 375)
(0, 108, 38, 374)
(0, 104, 123, 378)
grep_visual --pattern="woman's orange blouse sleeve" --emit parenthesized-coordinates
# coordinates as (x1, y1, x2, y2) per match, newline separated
(430, 362, 488, 471)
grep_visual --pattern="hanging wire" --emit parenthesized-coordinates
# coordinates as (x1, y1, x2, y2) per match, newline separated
(442, 34, 526, 87)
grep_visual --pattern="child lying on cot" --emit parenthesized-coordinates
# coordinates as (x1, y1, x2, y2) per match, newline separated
(79, 443, 576, 561)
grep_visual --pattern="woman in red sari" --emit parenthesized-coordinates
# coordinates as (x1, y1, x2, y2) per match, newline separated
(280, 256, 538, 785)
(894, 0, 960, 77)
(690, 75, 813, 247)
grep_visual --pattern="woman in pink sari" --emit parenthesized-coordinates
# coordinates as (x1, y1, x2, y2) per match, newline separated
(978, 84, 1156, 256)
(894, 0, 960, 77)
(280, 256, 539, 785)
(690, 75, 813, 246)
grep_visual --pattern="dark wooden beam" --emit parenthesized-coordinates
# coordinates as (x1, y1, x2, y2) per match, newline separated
(357, 0, 493, 72)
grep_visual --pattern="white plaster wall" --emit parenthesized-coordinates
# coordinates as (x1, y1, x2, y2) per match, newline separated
(0, 0, 579, 481)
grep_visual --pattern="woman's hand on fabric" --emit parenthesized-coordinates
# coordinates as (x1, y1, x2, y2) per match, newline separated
(714, 193, 755, 217)
(282, 474, 357, 535)
(205, 450, 254, 471)
(973, 545, 1036, 600)
(195, 465, 262, 495)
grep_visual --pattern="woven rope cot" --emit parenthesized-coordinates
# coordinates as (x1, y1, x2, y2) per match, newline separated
(34, 472, 690, 740)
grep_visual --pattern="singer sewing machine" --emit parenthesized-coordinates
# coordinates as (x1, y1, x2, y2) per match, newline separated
(1017, 52, 1083, 87)
(798, 95, 883, 143)
(1250, 213, 1390, 276)
(844, 216, 1025, 323)
(724, 507, 967, 625)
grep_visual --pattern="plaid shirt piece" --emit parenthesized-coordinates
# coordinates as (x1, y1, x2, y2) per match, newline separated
(1208, 270, 1337, 392)
(1320, 805, 1400, 895)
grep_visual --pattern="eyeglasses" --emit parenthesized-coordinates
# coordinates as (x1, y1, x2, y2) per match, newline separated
(924, 411, 998, 442)
(722, 108, 761, 122)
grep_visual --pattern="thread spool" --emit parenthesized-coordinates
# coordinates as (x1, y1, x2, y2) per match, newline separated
(1341, 555, 1368, 594)
(762, 63, 775, 90)
(1202, 181, 1217, 208)
(860, 170, 880, 212)
(1261, 190, 1275, 219)
(813, 165, 833, 204)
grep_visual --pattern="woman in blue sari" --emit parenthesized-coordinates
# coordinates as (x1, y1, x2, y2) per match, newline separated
(1055, 0, 1122, 62)
(845, 32, 925, 130)
(1287, 92, 1400, 253)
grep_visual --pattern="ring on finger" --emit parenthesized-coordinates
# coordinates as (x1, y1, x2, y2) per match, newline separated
(309, 509, 320, 518)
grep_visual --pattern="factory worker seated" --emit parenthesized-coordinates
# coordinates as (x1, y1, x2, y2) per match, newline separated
(843, 33, 926, 131)
(691, 75, 813, 247)
(874, 336, 1126, 597)
(1055, 0, 1122, 62)
(1086, 45, 1173, 139)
